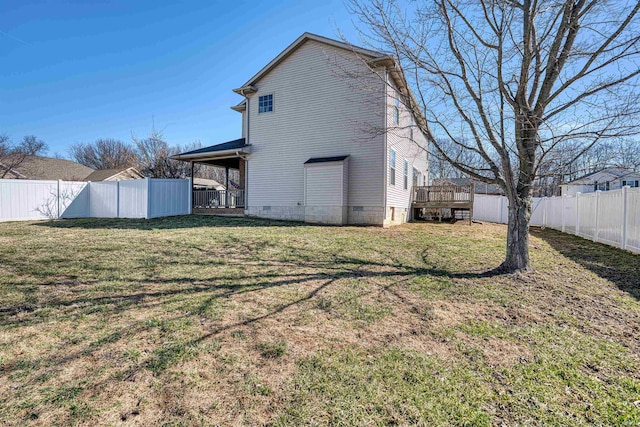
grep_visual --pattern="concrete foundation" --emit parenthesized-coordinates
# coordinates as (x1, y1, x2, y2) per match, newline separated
(246, 206, 305, 222)
(304, 205, 348, 225)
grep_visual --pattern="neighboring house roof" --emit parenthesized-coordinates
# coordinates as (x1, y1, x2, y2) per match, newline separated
(172, 138, 249, 160)
(304, 155, 349, 164)
(565, 167, 639, 184)
(0, 155, 94, 181)
(84, 167, 144, 182)
(233, 33, 384, 94)
(433, 177, 503, 195)
(193, 178, 225, 189)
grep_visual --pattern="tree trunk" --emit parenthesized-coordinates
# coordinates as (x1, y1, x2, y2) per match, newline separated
(502, 196, 533, 272)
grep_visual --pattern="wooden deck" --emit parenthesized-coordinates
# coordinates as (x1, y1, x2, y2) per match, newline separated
(411, 184, 474, 223)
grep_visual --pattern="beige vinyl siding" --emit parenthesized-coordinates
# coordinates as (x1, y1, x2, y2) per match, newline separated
(245, 40, 385, 212)
(304, 163, 345, 206)
(384, 78, 429, 223)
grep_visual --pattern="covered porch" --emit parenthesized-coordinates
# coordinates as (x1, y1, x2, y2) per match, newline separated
(171, 138, 250, 213)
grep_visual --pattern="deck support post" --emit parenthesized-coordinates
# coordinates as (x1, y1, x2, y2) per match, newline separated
(225, 166, 230, 208)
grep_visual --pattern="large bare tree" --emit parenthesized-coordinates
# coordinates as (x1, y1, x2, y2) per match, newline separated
(69, 138, 138, 170)
(349, 0, 640, 272)
(0, 134, 48, 178)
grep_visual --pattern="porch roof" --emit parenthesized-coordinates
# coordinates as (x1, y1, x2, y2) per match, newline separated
(170, 138, 250, 168)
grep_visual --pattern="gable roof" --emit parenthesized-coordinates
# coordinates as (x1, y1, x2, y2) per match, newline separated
(0, 156, 94, 181)
(193, 178, 225, 189)
(84, 167, 143, 182)
(233, 33, 385, 94)
(230, 32, 430, 143)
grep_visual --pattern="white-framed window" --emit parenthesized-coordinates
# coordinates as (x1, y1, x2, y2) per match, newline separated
(623, 180, 639, 188)
(389, 149, 396, 186)
(423, 174, 427, 186)
(393, 99, 399, 125)
(403, 160, 409, 190)
(258, 94, 273, 113)
(412, 167, 420, 187)
(409, 117, 414, 141)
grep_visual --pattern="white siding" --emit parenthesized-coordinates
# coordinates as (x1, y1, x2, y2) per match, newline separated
(304, 162, 345, 206)
(561, 171, 640, 196)
(384, 79, 429, 224)
(303, 160, 349, 224)
(245, 40, 386, 219)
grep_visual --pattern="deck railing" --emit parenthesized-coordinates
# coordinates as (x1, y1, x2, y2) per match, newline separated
(192, 189, 245, 209)
(412, 184, 474, 203)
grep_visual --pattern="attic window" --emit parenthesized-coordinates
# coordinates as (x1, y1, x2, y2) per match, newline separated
(258, 94, 273, 113)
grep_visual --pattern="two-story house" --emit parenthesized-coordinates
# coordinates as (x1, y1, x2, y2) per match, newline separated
(173, 33, 429, 226)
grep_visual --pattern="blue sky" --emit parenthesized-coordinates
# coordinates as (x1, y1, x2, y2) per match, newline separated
(0, 0, 361, 156)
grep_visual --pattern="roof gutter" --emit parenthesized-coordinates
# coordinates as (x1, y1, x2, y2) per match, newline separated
(170, 146, 252, 161)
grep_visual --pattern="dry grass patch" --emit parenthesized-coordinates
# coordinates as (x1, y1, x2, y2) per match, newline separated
(0, 216, 638, 425)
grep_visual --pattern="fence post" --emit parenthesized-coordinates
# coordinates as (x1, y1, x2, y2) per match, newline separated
(116, 180, 120, 218)
(57, 179, 62, 219)
(561, 196, 566, 233)
(187, 178, 193, 215)
(594, 190, 600, 242)
(146, 177, 152, 219)
(621, 186, 628, 250)
(575, 192, 581, 237)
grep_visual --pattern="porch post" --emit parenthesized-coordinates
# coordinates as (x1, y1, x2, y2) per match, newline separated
(190, 161, 194, 209)
(225, 166, 230, 208)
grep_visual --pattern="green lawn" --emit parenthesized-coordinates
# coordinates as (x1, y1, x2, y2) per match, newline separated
(0, 216, 638, 426)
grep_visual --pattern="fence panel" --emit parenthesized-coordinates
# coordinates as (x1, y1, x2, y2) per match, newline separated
(0, 179, 59, 221)
(471, 188, 638, 254)
(597, 190, 623, 247)
(529, 197, 545, 226)
(544, 197, 564, 231)
(563, 196, 577, 234)
(118, 180, 148, 218)
(60, 182, 90, 218)
(89, 182, 118, 218)
(473, 195, 505, 223)
(577, 193, 597, 240)
(626, 188, 640, 253)
(148, 179, 190, 218)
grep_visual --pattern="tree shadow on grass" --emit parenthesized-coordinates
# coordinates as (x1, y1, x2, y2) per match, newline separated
(531, 227, 640, 301)
(33, 215, 310, 230)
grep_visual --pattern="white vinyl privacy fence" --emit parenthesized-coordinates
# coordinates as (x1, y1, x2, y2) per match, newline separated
(473, 187, 640, 254)
(0, 178, 191, 222)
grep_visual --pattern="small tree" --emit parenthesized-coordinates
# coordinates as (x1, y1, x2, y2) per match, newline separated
(0, 134, 48, 178)
(69, 138, 138, 170)
(349, 0, 640, 272)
